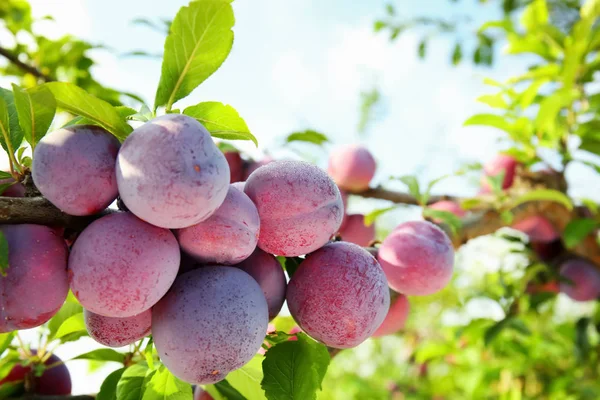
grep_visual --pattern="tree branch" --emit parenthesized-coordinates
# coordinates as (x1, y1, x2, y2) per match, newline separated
(347, 186, 455, 205)
(0, 46, 54, 82)
(0, 197, 113, 230)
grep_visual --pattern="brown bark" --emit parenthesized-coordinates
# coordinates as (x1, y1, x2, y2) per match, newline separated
(0, 197, 114, 230)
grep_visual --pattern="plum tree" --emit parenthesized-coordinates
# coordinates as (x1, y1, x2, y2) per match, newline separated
(286, 242, 390, 348)
(32, 125, 120, 216)
(338, 214, 375, 246)
(116, 114, 230, 229)
(328, 145, 376, 191)
(0, 224, 68, 333)
(236, 248, 287, 319)
(481, 154, 518, 190)
(0, 351, 71, 395)
(69, 212, 180, 317)
(224, 151, 244, 183)
(559, 259, 600, 302)
(84, 309, 151, 348)
(372, 293, 410, 337)
(512, 216, 559, 243)
(243, 156, 273, 180)
(177, 185, 260, 265)
(378, 220, 454, 296)
(244, 160, 344, 256)
(152, 266, 268, 384)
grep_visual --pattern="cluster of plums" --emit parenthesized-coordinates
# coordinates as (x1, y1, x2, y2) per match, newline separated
(0, 114, 456, 388)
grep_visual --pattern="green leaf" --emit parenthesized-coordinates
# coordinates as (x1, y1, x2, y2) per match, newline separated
(183, 102, 256, 146)
(261, 333, 330, 400)
(43, 82, 132, 141)
(422, 208, 462, 235)
(142, 365, 192, 400)
(373, 20, 386, 32)
(0, 182, 16, 197)
(418, 39, 427, 58)
(521, 0, 548, 31)
(129, 105, 154, 123)
(0, 332, 14, 357)
(0, 381, 23, 398)
(463, 113, 512, 134)
(483, 78, 505, 87)
(155, 0, 235, 111)
(508, 64, 560, 84)
(576, 318, 591, 360)
(225, 355, 266, 400)
(484, 318, 511, 345)
(563, 219, 598, 249)
(72, 349, 126, 364)
(47, 292, 83, 341)
(484, 171, 505, 194)
(264, 331, 295, 347)
(421, 175, 451, 205)
(0, 231, 9, 276)
(512, 189, 573, 210)
(285, 130, 329, 146)
(144, 337, 154, 370)
(451, 42, 462, 65)
(117, 364, 150, 400)
(271, 316, 297, 335)
(0, 88, 24, 158)
(460, 198, 484, 210)
(11, 84, 55, 151)
(97, 368, 126, 400)
(581, 198, 598, 215)
(116, 106, 138, 119)
(214, 380, 246, 400)
(414, 342, 453, 363)
(276, 256, 302, 279)
(395, 175, 421, 203)
(357, 88, 381, 136)
(0, 171, 12, 180)
(519, 79, 547, 109)
(0, 349, 21, 382)
(500, 210, 514, 224)
(535, 89, 580, 134)
(477, 94, 507, 109)
(54, 313, 86, 339)
(579, 137, 600, 156)
(364, 207, 396, 226)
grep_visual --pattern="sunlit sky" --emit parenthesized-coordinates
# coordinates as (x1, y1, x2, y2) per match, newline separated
(2, 0, 600, 394)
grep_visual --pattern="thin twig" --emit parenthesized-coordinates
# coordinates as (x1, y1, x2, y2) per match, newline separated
(0, 46, 54, 82)
(347, 186, 455, 205)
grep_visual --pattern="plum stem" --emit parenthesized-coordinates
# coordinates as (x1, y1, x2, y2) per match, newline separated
(15, 332, 31, 357)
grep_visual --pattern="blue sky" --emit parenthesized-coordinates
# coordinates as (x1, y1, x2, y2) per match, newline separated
(17, 0, 599, 206)
(5, 0, 600, 393)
